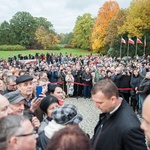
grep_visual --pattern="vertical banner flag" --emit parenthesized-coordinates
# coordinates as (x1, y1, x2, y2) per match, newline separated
(128, 38, 135, 45)
(120, 37, 126, 58)
(121, 38, 126, 44)
(136, 38, 143, 56)
(137, 38, 143, 44)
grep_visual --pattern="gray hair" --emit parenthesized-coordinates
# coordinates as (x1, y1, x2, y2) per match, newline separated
(6, 75, 16, 84)
(2, 71, 12, 79)
(0, 115, 28, 150)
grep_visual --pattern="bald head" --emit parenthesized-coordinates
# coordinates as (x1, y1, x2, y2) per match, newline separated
(0, 94, 12, 118)
(141, 95, 150, 147)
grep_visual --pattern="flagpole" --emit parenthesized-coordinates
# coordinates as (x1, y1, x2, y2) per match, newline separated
(135, 37, 138, 56)
(120, 36, 122, 58)
(127, 38, 129, 58)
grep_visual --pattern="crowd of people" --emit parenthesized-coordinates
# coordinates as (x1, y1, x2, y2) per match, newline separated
(0, 52, 150, 150)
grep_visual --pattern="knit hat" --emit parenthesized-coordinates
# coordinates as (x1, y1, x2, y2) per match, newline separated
(40, 95, 59, 114)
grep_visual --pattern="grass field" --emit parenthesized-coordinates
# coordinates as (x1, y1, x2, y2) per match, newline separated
(0, 48, 94, 60)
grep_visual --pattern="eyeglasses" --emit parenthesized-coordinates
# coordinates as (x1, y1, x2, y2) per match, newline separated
(16, 130, 37, 137)
(9, 84, 16, 87)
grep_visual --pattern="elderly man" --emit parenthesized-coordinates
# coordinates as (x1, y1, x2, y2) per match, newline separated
(16, 74, 42, 112)
(91, 79, 147, 150)
(141, 95, 150, 148)
(4, 90, 40, 131)
(16, 74, 35, 108)
(2, 75, 17, 95)
(16, 74, 45, 123)
(0, 115, 38, 150)
(4, 90, 25, 115)
(0, 94, 12, 118)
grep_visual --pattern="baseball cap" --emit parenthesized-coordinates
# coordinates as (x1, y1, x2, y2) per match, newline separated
(4, 90, 25, 104)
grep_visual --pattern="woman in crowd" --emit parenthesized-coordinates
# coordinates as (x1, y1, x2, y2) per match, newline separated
(37, 104, 83, 150)
(47, 84, 65, 106)
(38, 95, 59, 133)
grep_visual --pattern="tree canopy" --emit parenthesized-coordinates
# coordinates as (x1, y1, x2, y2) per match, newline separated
(72, 13, 95, 50)
(0, 11, 59, 49)
(91, 1, 119, 53)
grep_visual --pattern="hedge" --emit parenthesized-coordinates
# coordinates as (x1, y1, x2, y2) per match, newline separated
(0, 45, 26, 51)
(46, 45, 60, 50)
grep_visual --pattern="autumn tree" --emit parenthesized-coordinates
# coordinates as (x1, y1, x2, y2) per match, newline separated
(35, 26, 59, 49)
(91, 1, 119, 53)
(106, 9, 128, 57)
(118, 0, 150, 56)
(107, 9, 127, 48)
(119, 0, 150, 38)
(72, 13, 95, 50)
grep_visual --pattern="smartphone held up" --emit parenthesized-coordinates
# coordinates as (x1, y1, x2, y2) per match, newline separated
(36, 86, 42, 98)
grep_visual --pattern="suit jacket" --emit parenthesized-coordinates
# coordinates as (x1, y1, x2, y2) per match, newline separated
(91, 100, 147, 150)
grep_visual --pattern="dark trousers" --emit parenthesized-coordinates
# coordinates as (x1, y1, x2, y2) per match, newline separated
(83, 85, 91, 98)
(120, 92, 130, 103)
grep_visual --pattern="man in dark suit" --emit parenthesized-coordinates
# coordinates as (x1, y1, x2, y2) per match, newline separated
(91, 79, 147, 150)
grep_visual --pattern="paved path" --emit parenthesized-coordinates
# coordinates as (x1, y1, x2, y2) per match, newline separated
(65, 97, 149, 150)
(65, 97, 99, 138)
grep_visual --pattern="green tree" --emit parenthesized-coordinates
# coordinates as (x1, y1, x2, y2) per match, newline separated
(0, 21, 15, 44)
(72, 13, 95, 50)
(57, 33, 65, 44)
(58, 32, 73, 44)
(35, 17, 54, 32)
(9, 11, 36, 48)
(64, 32, 73, 44)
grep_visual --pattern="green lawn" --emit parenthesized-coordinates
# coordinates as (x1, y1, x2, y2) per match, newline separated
(0, 48, 94, 60)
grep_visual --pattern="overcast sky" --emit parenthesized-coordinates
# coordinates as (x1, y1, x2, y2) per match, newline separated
(0, 0, 132, 34)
